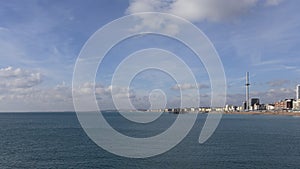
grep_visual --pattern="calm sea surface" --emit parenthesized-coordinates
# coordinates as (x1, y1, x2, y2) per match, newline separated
(0, 112, 299, 169)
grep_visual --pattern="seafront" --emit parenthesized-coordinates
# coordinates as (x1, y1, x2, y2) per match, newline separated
(147, 108, 300, 117)
(224, 111, 300, 117)
(150, 83, 300, 117)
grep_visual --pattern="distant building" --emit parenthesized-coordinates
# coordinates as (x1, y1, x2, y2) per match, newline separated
(266, 104, 275, 111)
(293, 100, 300, 111)
(293, 84, 300, 111)
(253, 103, 266, 111)
(237, 106, 244, 111)
(253, 103, 260, 111)
(251, 98, 260, 107)
(275, 100, 285, 110)
(224, 105, 237, 112)
(214, 107, 224, 112)
(286, 99, 294, 110)
(242, 101, 247, 110)
(297, 85, 300, 100)
(274, 99, 294, 110)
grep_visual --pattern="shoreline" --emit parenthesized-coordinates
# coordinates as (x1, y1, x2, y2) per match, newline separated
(223, 111, 300, 117)
(1, 111, 300, 117)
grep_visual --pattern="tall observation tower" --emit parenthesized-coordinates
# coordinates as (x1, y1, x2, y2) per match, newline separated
(245, 72, 250, 111)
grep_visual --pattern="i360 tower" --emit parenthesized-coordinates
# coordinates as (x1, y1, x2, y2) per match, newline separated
(245, 72, 250, 111)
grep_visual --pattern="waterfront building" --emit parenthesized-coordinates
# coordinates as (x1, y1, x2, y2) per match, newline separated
(253, 103, 266, 111)
(274, 99, 294, 110)
(293, 100, 300, 111)
(214, 107, 224, 112)
(224, 105, 236, 112)
(266, 104, 275, 111)
(242, 101, 247, 110)
(293, 85, 300, 111)
(237, 106, 244, 111)
(297, 85, 300, 100)
(251, 98, 260, 107)
(253, 103, 260, 111)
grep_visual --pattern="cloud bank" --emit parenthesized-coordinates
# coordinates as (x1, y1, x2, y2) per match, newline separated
(0, 67, 149, 111)
(127, 0, 283, 22)
(0, 66, 42, 89)
(171, 83, 209, 90)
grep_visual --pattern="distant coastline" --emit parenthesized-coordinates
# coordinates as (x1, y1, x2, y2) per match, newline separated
(162, 109, 300, 117)
(224, 111, 300, 117)
(1, 110, 300, 117)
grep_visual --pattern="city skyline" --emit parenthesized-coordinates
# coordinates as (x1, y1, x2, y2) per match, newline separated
(1, 0, 300, 111)
(148, 83, 300, 111)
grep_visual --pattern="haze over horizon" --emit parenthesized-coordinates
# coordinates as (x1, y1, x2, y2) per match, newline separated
(1, 0, 300, 112)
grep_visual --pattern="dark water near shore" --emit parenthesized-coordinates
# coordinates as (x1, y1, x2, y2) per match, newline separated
(0, 112, 300, 169)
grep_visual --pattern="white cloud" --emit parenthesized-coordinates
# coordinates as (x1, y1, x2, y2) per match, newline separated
(257, 87, 295, 102)
(169, 0, 257, 22)
(129, 15, 181, 35)
(0, 66, 42, 89)
(266, 79, 290, 87)
(0, 70, 150, 111)
(74, 82, 135, 99)
(0, 67, 73, 111)
(227, 87, 295, 106)
(127, 0, 284, 22)
(171, 83, 209, 90)
(265, 0, 283, 6)
(0, 86, 73, 112)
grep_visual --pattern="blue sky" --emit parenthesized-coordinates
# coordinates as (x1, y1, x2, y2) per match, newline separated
(0, 0, 300, 111)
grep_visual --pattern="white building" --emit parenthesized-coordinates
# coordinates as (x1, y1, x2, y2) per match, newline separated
(293, 85, 300, 111)
(224, 105, 236, 112)
(266, 104, 275, 111)
(297, 84, 300, 100)
(293, 99, 300, 111)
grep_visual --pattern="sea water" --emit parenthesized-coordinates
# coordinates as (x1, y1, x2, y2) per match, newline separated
(0, 112, 299, 169)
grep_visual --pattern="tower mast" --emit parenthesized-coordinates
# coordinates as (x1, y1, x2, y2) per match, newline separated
(245, 72, 250, 111)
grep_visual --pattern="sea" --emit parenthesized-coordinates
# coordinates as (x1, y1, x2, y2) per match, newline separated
(0, 112, 299, 169)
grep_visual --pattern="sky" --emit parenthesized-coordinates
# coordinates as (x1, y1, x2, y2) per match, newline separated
(0, 0, 300, 112)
